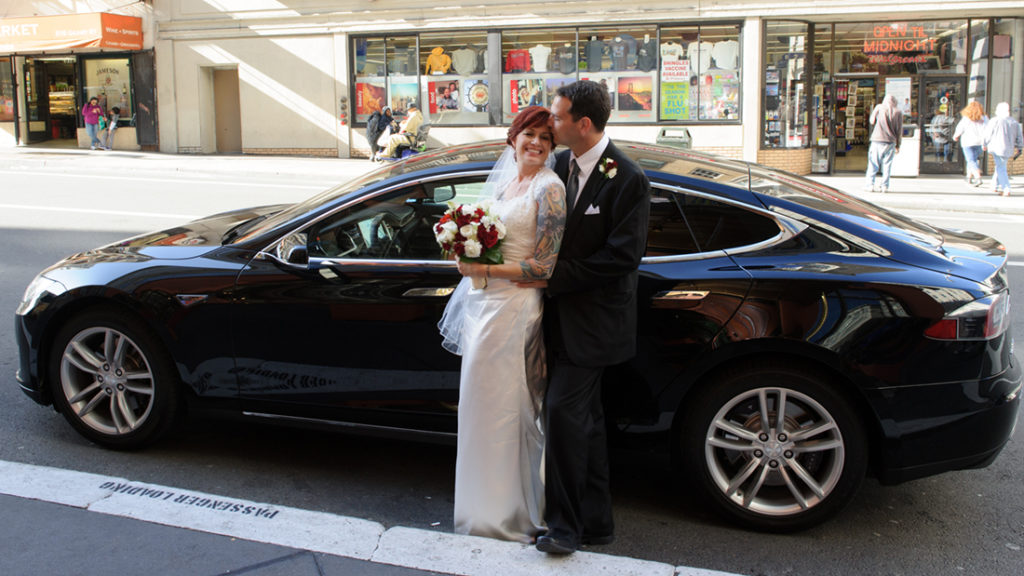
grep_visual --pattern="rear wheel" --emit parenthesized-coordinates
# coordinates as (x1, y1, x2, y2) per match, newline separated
(681, 363, 867, 531)
(49, 309, 180, 449)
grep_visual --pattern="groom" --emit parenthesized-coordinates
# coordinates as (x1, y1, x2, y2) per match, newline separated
(534, 80, 651, 555)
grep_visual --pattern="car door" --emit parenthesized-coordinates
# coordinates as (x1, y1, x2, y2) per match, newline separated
(612, 185, 786, 427)
(230, 175, 487, 435)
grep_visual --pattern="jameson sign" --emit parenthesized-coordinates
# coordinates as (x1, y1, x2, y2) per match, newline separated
(863, 24, 938, 64)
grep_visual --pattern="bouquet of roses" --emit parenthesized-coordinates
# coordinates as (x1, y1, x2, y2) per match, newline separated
(434, 202, 506, 288)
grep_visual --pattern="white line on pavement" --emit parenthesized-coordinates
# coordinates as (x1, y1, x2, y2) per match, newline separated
(0, 460, 745, 576)
(0, 203, 198, 220)
(0, 169, 330, 189)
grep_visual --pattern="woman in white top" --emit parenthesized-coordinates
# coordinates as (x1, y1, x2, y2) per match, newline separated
(953, 100, 988, 186)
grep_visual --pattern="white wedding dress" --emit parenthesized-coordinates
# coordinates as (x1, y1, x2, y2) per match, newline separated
(452, 168, 561, 543)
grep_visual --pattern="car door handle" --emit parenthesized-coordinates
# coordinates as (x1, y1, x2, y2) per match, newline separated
(652, 290, 709, 301)
(403, 287, 456, 298)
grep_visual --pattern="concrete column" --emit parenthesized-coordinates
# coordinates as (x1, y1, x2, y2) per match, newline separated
(334, 32, 351, 158)
(742, 17, 762, 163)
(155, 38, 178, 153)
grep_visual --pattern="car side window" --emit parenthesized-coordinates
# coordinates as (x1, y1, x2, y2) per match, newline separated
(646, 188, 699, 256)
(307, 177, 487, 260)
(679, 193, 781, 252)
(646, 188, 782, 256)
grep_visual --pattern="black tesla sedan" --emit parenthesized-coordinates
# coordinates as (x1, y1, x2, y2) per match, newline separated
(15, 142, 1020, 532)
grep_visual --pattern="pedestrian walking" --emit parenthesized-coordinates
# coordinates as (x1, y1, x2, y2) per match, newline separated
(953, 101, 987, 186)
(982, 102, 1024, 197)
(81, 97, 105, 150)
(864, 94, 903, 193)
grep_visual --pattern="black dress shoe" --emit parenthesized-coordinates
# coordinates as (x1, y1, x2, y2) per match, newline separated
(536, 534, 577, 555)
(581, 533, 615, 546)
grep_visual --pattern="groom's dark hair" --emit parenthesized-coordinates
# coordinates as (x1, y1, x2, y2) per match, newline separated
(556, 80, 611, 132)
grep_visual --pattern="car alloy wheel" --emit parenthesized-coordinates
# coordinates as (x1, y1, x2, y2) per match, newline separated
(50, 309, 179, 448)
(683, 363, 866, 531)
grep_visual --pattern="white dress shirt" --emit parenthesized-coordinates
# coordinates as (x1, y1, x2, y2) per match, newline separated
(568, 133, 610, 209)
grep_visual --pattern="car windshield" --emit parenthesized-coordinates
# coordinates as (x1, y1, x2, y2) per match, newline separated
(228, 143, 507, 245)
(745, 167, 944, 249)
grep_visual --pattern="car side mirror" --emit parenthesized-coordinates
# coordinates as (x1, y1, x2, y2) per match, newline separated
(432, 185, 456, 203)
(285, 244, 308, 265)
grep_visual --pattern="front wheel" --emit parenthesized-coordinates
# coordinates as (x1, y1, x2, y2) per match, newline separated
(681, 363, 867, 532)
(49, 309, 180, 449)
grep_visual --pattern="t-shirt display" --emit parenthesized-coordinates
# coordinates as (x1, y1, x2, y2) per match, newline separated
(637, 38, 658, 71)
(712, 39, 739, 70)
(529, 44, 552, 72)
(687, 41, 713, 73)
(556, 44, 576, 74)
(586, 38, 606, 71)
(451, 47, 479, 75)
(505, 49, 531, 73)
(660, 41, 684, 62)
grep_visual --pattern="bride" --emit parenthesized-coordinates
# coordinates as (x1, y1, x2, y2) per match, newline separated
(439, 106, 566, 543)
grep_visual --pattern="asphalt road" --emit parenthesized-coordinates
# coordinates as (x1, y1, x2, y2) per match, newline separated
(1, 166, 1022, 576)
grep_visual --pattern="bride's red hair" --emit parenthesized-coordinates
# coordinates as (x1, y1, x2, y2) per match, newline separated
(506, 106, 553, 147)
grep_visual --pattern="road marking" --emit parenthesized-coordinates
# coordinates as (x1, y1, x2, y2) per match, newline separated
(0, 460, 740, 576)
(1007, 261, 1024, 267)
(0, 203, 198, 220)
(0, 169, 330, 189)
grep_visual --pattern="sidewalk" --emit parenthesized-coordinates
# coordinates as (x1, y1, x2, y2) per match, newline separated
(1, 145, 1022, 215)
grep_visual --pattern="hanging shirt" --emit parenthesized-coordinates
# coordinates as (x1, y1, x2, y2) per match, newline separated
(529, 44, 552, 72)
(609, 37, 628, 70)
(586, 39, 606, 71)
(505, 49, 531, 73)
(712, 39, 739, 70)
(636, 39, 658, 71)
(556, 45, 577, 74)
(687, 41, 713, 73)
(660, 42, 684, 62)
(452, 48, 479, 75)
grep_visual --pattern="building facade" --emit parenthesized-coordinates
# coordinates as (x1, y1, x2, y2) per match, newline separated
(1, 1, 156, 150)
(4, 1, 1023, 176)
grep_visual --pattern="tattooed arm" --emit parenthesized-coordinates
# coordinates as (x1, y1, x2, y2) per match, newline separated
(457, 176, 566, 283)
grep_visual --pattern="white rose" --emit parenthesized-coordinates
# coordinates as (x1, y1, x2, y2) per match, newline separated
(494, 219, 507, 240)
(435, 220, 458, 243)
(462, 238, 482, 258)
(606, 167, 617, 179)
(460, 224, 477, 240)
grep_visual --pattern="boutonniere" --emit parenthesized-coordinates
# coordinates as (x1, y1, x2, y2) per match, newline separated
(598, 157, 618, 179)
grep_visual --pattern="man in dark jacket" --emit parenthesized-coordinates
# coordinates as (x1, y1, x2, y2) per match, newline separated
(366, 106, 394, 161)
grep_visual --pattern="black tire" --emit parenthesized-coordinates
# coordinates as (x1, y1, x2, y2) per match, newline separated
(48, 308, 180, 449)
(680, 362, 867, 532)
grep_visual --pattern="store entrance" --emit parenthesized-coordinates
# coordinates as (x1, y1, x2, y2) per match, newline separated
(920, 76, 966, 174)
(832, 75, 876, 173)
(23, 56, 78, 145)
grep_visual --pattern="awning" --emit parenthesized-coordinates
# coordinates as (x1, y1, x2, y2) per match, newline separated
(0, 13, 143, 53)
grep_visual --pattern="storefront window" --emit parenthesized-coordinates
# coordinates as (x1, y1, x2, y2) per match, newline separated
(660, 24, 741, 121)
(419, 31, 489, 125)
(578, 25, 657, 123)
(501, 29, 578, 123)
(352, 36, 422, 123)
(0, 58, 14, 122)
(990, 18, 1022, 120)
(967, 20, 989, 109)
(764, 21, 809, 148)
(82, 57, 132, 125)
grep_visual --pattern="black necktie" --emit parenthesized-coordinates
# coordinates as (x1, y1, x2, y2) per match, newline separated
(566, 159, 580, 208)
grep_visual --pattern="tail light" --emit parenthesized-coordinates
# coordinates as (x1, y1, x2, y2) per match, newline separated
(924, 292, 1010, 341)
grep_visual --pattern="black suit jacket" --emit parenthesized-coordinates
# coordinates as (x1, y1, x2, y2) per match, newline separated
(547, 140, 651, 367)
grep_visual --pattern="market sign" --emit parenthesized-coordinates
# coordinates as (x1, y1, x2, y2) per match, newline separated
(0, 13, 142, 53)
(862, 23, 937, 65)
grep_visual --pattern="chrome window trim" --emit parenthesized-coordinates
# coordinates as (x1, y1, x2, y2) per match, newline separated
(257, 169, 493, 257)
(259, 173, 806, 268)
